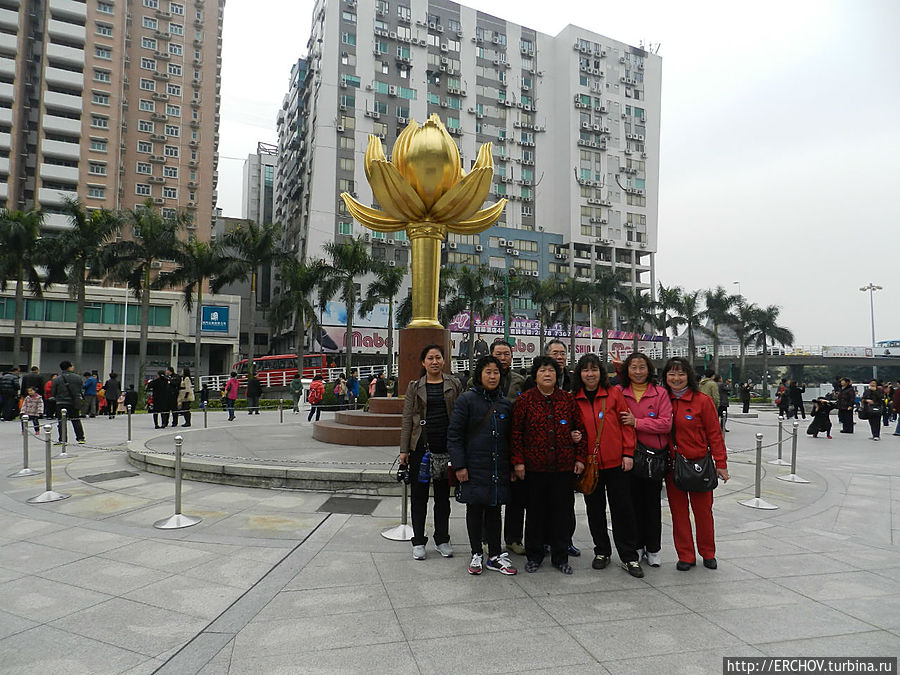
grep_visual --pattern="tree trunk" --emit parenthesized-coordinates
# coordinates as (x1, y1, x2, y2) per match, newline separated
(539, 307, 547, 354)
(195, 284, 203, 376)
(661, 312, 668, 360)
(739, 338, 746, 384)
(297, 310, 306, 381)
(386, 297, 394, 376)
(74, 265, 85, 371)
(712, 325, 720, 374)
(12, 264, 23, 368)
(345, 291, 354, 377)
(762, 333, 769, 400)
(138, 267, 151, 399)
(468, 307, 476, 374)
(688, 326, 696, 367)
(568, 300, 576, 367)
(247, 269, 257, 359)
(600, 304, 609, 364)
(632, 318, 639, 354)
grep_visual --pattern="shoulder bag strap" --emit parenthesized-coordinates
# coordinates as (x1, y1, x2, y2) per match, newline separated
(592, 396, 607, 455)
(468, 402, 499, 442)
(62, 375, 79, 403)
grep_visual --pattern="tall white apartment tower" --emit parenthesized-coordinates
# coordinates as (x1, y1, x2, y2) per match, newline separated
(275, 0, 661, 326)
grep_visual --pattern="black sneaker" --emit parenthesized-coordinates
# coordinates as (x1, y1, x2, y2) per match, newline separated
(524, 560, 541, 573)
(676, 560, 696, 571)
(554, 562, 574, 575)
(567, 544, 581, 557)
(592, 554, 610, 570)
(622, 561, 645, 578)
(703, 558, 717, 569)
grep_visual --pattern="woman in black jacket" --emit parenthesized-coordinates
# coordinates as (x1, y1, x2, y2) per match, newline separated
(860, 380, 884, 440)
(448, 356, 516, 576)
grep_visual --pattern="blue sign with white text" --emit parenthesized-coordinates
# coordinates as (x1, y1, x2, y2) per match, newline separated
(201, 305, 229, 332)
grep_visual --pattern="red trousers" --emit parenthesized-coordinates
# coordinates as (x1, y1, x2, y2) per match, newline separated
(665, 476, 716, 563)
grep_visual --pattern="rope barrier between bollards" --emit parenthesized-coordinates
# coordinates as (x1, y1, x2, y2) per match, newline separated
(10, 414, 42, 478)
(27, 425, 70, 504)
(739, 432, 779, 510)
(777, 420, 810, 484)
(381, 461, 413, 541)
(768, 415, 790, 465)
(153, 435, 202, 529)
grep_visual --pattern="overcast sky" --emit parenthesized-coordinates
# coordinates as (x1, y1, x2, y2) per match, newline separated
(217, 0, 900, 347)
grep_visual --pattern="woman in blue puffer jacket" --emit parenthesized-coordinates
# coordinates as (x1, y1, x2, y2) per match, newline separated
(448, 355, 516, 576)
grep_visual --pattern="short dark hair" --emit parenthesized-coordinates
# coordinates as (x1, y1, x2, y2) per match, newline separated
(230, 371, 237, 377)
(31, 366, 39, 372)
(474, 355, 502, 389)
(530, 355, 560, 382)
(544, 339, 566, 355)
(60, 361, 72, 370)
(572, 353, 608, 393)
(490, 339, 511, 354)
(704, 368, 715, 378)
(619, 352, 656, 388)
(419, 343, 444, 362)
(662, 357, 699, 393)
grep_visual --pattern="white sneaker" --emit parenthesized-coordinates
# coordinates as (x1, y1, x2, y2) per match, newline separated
(412, 544, 426, 560)
(435, 542, 453, 558)
(468, 553, 483, 575)
(646, 550, 661, 567)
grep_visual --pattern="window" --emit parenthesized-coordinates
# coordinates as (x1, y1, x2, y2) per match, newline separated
(341, 10, 355, 22)
(163, 166, 178, 178)
(96, 22, 112, 36)
(91, 116, 109, 129)
(338, 157, 354, 172)
(90, 139, 107, 152)
(141, 57, 155, 70)
(141, 37, 157, 50)
(167, 83, 181, 96)
(92, 92, 109, 106)
(138, 120, 154, 132)
(87, 186, 105, 199)
(168, 63, 181, 76)
(95, 46, 112, 59)
(136, 162, 152, 174)
(164, 124, 179, 137)
(169, 22, 184, 36)
(142, 16, 158, 29)
(339, 136, 354, 150)
(137, 140, 152, 153)
(338, 221, 353, 235)
(86, 162, 106, 176)
(93, 69, 111, 83)
(97, 2, 113, 13)
(340, 32, 356, 45)
(164, 145, 179, 157)
(140, 78, 155, 91)
(163, 187, 177, 199)
(139, 99, 155, 112)
(135, 184, 151, 196)
(144, 0, 159, 7)
(162, 208, 177, 218)
(165, 104, 180, 116)
(169, 2, 184, 15)
(397, 5, 410, 20)
(169, 43, 183, 55)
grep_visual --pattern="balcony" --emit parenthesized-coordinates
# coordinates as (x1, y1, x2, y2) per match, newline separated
(40, 162, 80, 183)
(0, 82, 12, 102)
(42, 114, 82, 136)
(44, 90, 83, 114)
(0, 132, 10, 150)
(0, 7, 18, 31)
(44, 67, 85, 90)
(0, 107, 12, 125)
(45, 42, 84, 67)
(0, 157, 8, 175)
(41, 138, 81, 160)
(48, 19, 86, 43)
(0, 32, 15, 51)
(48, 0, 88, 21)
(0, 55, 14, 78)
(38, 186, 79, 207)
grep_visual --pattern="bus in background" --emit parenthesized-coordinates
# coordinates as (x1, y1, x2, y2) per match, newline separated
(231, 353, 329, 387)
(876, 339, 900, 357)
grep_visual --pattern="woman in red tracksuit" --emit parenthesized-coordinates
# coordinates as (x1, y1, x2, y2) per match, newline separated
(570, 353, 644, 578)
(662, 357, 729, 571)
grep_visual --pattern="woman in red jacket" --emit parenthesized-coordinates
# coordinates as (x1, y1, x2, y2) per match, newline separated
(571, 354, 643, 578)
(510, 356, 586, 575)
(663, 357, 729, 571)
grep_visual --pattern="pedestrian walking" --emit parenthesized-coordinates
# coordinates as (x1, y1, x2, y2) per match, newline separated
(347, 369, 359, 409)
(103, 372, 122, 420)
(246, 373, 262, 415)
(147, 371, 173, 428)
(739, 382, 751, 414)
(51, 361, 85, 444)
(176, 368, 195, 427)
(82, 371, 99, 417)
(837, 378, 855, 433)
(0, 367, 20, 421)
(289, 374, 303, 413)
(165, 367, 179, 425)
(21, 386, 44, 433)
(20, 366, 43, 399)
(223, 372, 239, 421)
(307, 374, 325, 422)
(43, 374, 56, 419)
(860, 380, 883, 440)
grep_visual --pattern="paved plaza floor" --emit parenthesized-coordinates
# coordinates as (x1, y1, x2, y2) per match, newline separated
(0, 405, 898, 674)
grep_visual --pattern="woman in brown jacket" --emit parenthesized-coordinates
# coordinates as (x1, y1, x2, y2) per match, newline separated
(400, 344, 461, 561)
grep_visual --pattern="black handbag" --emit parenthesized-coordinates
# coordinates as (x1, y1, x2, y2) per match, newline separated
(673, 450, 718, 492)
(632, 441, 669, 481)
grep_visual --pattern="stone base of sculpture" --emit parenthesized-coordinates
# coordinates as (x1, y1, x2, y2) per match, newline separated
(398, 327, 451, 393)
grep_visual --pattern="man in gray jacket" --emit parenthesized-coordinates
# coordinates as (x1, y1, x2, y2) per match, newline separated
(51, 361, 85, 444)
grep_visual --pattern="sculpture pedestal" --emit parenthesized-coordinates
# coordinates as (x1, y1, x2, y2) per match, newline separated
(398, 327, 451, 393)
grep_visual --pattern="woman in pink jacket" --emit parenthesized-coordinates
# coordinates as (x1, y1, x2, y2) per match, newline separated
(616, 352, 672, 568)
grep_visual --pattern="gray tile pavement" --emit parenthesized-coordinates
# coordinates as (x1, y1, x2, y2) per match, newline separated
(0, 407, 897, 674)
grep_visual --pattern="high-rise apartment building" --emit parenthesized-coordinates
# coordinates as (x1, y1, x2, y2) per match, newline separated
(1, 0, 224, 242)
(242, 141, 275, 224)
(275, 0, 660, 337)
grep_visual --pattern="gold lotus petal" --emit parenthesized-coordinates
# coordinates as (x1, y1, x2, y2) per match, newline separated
(449, 199, 507, 233)
(397, 115, 461, 210)
(428, 166, 493, 223)
(340, 193, 407, 232)
(368, 160, 427, 221)
(391, 119, 418, 174)
(364, 135, 388, 182)
(472, 142, 494, 171)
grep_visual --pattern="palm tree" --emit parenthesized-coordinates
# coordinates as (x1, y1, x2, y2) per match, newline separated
(269, 258, 323, 380)
(703, 285, 738, 374)
(555, 276, 594, 366)
(517, 275, 563, 353)
(359, 263, 407, 374)
(397, 272, 457, 328)
(728, 298, 760, 383)
(317, 237, 376, 375)
(592, 268, 627, 363)
(448, 264, 498, 372)
(162, 238, 226, 375)
(105, 200, 186, 392)
(749, 304, 795, 395)
(655, 283, 684, 360)
(0, 208, 47, 368)
(673, 289, 705, 366)
(213, 220, 285, 361)
(618, 288, 656, 354)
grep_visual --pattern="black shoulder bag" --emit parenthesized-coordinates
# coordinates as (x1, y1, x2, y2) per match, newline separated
(631, 386, 670, 481)
(671, 400, 718, 492)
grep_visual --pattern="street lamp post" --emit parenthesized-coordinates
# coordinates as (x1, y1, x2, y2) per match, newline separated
(860, 283, 882, 380)
(732, 280, 741, 298)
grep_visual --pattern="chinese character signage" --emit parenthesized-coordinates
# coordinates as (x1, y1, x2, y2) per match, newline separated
(201, 305, 229, 332)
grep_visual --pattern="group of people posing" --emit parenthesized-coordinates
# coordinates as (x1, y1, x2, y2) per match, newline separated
(812, 377, 900, 440)
(399, 338, 728, 578)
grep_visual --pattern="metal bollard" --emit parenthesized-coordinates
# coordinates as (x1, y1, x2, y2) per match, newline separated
(27, 425, 70, 503)
(777, 420, 810, 483)
(769, 415, 790, 465)
(203, 404, 208, 429)
(10, 415, 42, 478)
(153, 435, 202, 529)
(127, 405, 133, 442)
(54, 409, 77, 459)
(739, 432, 778, 510)
(381, 471, 414, 541)
(279, 398, 284, 424)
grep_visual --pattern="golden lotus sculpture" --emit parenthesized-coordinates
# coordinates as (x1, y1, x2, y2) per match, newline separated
(341, 114, 507, 329)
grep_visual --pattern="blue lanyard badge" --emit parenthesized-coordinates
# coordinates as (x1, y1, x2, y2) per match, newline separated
(685, 415, 693, 421)
(560, 419, 567, 425)
(648, 411, 656, 418)
(597, 411, 604, 419)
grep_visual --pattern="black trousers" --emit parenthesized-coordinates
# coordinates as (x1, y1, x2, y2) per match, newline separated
(838, 409, 854, 433)
(868, 416, 881, 439)
(409, 448, 450, 546)
(56, 404, 84, 442)
(467, 503, 501, 557)
(178, 401, 191, 425)
(153, 411, 171, 427)
(742, 400, 750, 414)
(524, 471, 573, 566)
(503, 479, 526, 544)
(583, 467, 640, 563)
(630, 475, 663, 554)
